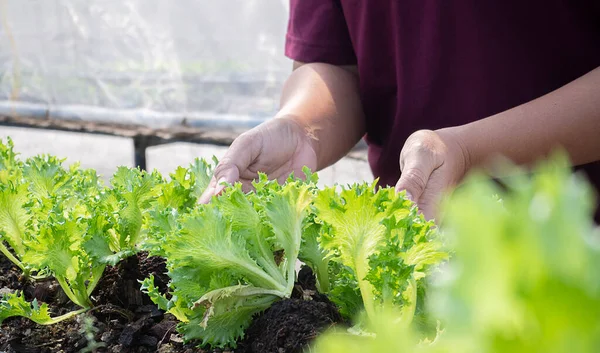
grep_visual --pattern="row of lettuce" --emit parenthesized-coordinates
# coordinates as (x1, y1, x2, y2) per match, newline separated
(1, 137, 599, 352)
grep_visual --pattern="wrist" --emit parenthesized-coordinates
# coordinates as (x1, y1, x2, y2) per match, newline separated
(435, 126, 472, 183)
(272, 114, 322, 167)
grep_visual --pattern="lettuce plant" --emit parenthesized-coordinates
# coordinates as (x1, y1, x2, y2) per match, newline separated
(142, 171, 317, 348)
(312, 182, 448, 329)
(0, 170, 111, 322)
(0, 139, 142, 322)
(85, 167, 163, 265)
(312, 154, 600, 353)
(21, 164, 109, 309)
(0, 139, 217, 325)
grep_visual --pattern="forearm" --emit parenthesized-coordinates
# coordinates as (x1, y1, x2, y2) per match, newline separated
(450, 66, 600, 171)
(276, 63, 366, 170)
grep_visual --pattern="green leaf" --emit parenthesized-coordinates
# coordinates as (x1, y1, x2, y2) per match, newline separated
(192, 284, 280, 329)
(0, 137, 22, 183)
(327, 261, 364, 320)
(298, 222, 330, 293)
(23, 195, 106, 308)
(425, 152, 600, 352)
(140, 275, 171, 311)
(313, 182, 443, 326)
(171, 207, 285, 292)
(265, 181, 313, 264)
(0, 183, 30, 257)
(189, 157, 217, 199)
(156, 171, 319, 347)
(211, 185, 284, 284)
(109, 167, 162, 251)
(181, 287, 276, 348)
(23, 215, 85, 280)
(0, 291, 87, 325)
(83, 212, 130, 266)
(23, 155, 72, 199)
(157, 166, 196, 210)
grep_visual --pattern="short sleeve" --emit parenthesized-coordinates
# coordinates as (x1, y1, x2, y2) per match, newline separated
(285, 0, 357, 65)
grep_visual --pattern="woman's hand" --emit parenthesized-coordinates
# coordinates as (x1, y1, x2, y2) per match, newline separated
(198, 117, 317, 203)
(199, 62, 367, 204)
(395, 129, 470, 220)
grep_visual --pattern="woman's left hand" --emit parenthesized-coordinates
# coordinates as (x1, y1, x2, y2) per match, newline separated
(395, 128, 470, 220)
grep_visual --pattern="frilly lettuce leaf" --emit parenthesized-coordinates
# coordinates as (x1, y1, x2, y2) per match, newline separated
(189, 156, 218, 200)
(313, 153, 600, 353)
(0, 291, 86, 325)
(431, 155, 600, 352)
(145, 169, 317, 348)
(0, 137, 22, 182)
(313, 181, 447, 327)
(0, 183, 30, 259)
(298, 222, 330, 292)
(144, 157, 215, 257)
(107, 167, 162, 251)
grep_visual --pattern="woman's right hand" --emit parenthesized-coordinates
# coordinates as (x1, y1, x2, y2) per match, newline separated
(198, 117, 318, 203)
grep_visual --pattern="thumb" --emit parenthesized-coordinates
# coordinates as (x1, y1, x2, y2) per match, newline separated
(395, 154, 437, 205)
(198, 134, 257, 204)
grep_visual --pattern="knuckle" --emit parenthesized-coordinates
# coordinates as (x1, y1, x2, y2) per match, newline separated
(409, 130, 436, 147)
(401, 169, 428, 191)
(237, 128, 257, 141)
(402, 130, 445, 166)
(412, 140, 436, 156)
(213, 159, 234, 177)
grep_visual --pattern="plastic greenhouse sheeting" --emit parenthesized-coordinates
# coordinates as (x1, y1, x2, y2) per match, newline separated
(0, 0, 291, 130)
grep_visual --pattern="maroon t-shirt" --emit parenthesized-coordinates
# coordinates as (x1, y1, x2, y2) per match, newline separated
(285, 0, 600, 210)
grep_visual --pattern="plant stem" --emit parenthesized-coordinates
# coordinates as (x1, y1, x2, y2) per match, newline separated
(400, 276, 418, 327)
(315, 259, 330, 293)
(284, 225, 304, 297)
(30, 272, 51, 280)
(86, 264, 106, 296)
(356, 253, 376, 321)
(237, 258, 287, 293)
(255, 228, 286, 285)
(37, 307, 88, 325)
(56, 276, 91, 308)
(285, 257, 297, 297)
(0, 242, 25, 272)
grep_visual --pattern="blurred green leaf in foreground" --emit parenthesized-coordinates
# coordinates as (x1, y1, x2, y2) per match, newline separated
(313, 152, 600, 353)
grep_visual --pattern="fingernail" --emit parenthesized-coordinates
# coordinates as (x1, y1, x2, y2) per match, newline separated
(405, 191, 414, 202)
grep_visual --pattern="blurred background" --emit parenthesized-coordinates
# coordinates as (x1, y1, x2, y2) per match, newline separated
(0, 0, 370, 186)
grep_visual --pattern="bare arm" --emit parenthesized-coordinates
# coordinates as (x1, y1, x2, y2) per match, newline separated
(451, 66, 600, 170)
(397, 66, 600, 219)
(277, 61, 366, 170)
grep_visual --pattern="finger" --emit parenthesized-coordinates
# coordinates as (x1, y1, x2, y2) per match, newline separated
(413, 169, 445, 220)
(198, 174, 235, 204)
(198, 176, 217, 204)
(198, 133, 259, 203)
(395, 151, 437, 204)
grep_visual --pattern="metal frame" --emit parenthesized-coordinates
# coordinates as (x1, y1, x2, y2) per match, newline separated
(0, 111, 368, 170)
(0, 115, 243, 170)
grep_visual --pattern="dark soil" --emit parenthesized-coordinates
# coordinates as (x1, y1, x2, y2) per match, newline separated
(236, 266, 345, 353)
(1, 255, 344, 353)
(0, 252, 204, 353)
(91, 253, 171, 310)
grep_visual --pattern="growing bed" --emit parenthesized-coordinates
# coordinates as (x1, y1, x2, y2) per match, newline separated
(1, 138, 599, 353)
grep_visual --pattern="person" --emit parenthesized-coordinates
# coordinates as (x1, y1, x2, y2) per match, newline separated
(200, 1, 600, 221)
